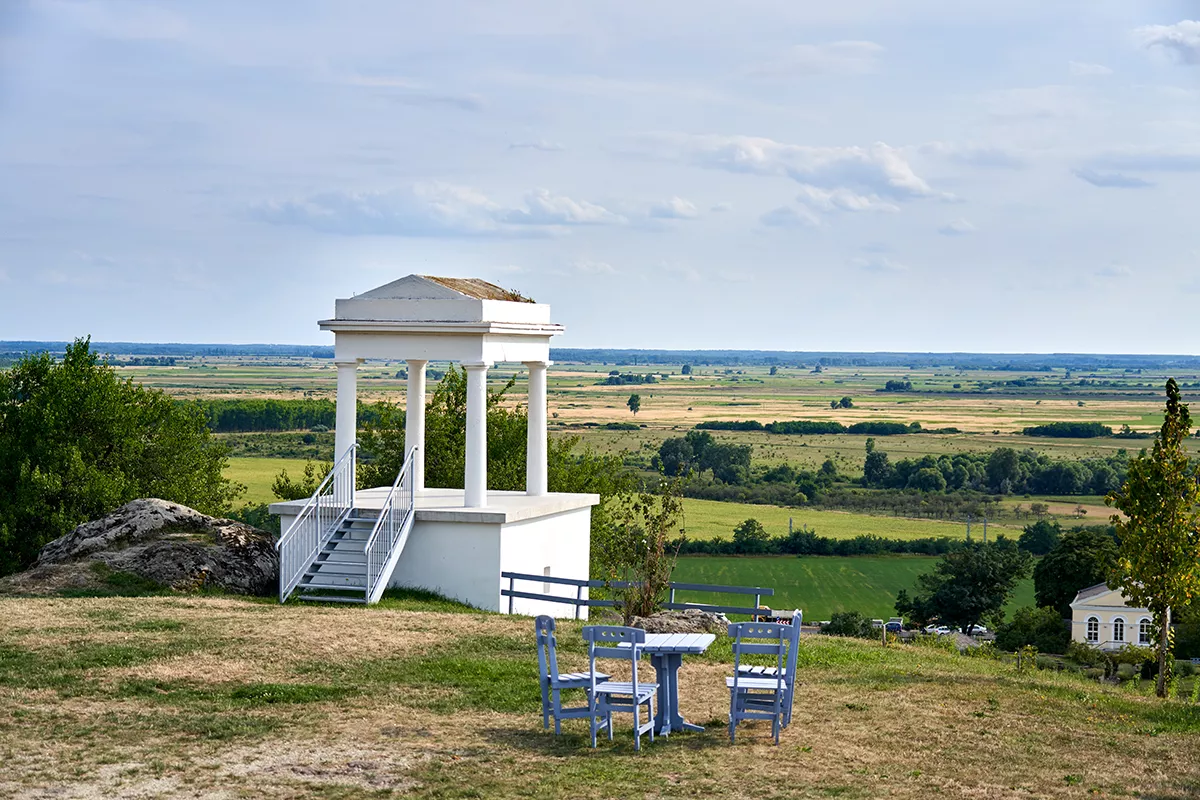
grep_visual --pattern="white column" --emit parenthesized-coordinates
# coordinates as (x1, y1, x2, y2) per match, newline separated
(334, 359, 359, 465)
(463, 362, 491, 508)
(405, 360, 427, 491)
(525, 360, 549, 496)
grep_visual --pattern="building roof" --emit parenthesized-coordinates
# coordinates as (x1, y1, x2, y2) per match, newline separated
(356, 274, 533, 303)
(1073, 583, 1112, 603)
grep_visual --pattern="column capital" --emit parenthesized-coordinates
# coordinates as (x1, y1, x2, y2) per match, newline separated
(522, 359, 552, 369)
(405, 358, 428, 367)
(461, 361, 493, 370)
(334, 358, 361, 367)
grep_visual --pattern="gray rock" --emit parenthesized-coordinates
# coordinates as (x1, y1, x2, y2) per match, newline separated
(23, 498, 279, 596)
(630, 609, 731, 635)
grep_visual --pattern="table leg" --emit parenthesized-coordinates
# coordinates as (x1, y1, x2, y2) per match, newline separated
(650, 654, 672, 736)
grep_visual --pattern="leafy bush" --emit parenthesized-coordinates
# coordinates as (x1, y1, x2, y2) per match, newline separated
(821, 611, 877, 639)
(995, 607, 1070, 654)
(1023, 422, 1113, 438)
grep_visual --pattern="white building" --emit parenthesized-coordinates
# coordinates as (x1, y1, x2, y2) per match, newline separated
(1069, 583, 1154, 651)
(269, 275, 598, 615)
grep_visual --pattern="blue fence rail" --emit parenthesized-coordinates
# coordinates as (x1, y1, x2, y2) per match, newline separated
(501, 571, 775, 619)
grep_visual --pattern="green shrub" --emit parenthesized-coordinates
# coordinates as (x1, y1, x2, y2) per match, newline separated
(995, 606, 1070, 654)
(821, 611, 877, 639)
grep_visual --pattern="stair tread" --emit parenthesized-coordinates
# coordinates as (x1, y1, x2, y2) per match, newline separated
(299, 581, 368, 591)
(295, 595, 367, 604)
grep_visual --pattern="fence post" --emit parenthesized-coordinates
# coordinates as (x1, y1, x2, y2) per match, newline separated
(669, 586, 676, 605)
(507, 575, 515, 615)
(575, 583, 583, 620)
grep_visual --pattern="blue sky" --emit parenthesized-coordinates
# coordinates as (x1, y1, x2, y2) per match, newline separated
(1, 1, 1198, 352)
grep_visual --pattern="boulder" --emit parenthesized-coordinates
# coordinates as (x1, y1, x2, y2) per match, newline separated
(2, 499, 278, 596)
(630, 609, 730, 635)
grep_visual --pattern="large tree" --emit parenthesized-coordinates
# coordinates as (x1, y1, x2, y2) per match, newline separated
(1032, 527, 1118, 617)
(0, 338, 240, 575)
(1106, 378, 1200, 697)
(895, 539, 1033, 634)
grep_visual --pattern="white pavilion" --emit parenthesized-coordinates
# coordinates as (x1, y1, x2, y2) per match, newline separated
(270, 275, 597, 613)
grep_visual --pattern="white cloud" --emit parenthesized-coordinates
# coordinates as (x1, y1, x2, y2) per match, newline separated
(500, 189, 625, 225)
(662, 262, 701, 282)
(938, 219, 977, 236)
(1069, 61, 1112, 77)
(1072, 169, 1154, 189)
(1136, 21, 1200, 65)
(637, 133, 947, 202)
(853, 256, 908, 273)
(254, 183, 624, 237)
(1086, 147, 1200, 173)
(795, 185, 899, 213)
(710, 202, 733, 212)
(509, 140, 565, 152)
(747, 41, 884, 77)
(648, 196, 699, 219)
(1095, 264, 1132, 278)
(340, 74, 484, 111)
(760, 206, 820, 229)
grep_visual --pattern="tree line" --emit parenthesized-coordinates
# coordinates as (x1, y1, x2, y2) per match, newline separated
(186, 398, 387, 433)
(696, 419, 952, 436)
(673, 519, 968, 556)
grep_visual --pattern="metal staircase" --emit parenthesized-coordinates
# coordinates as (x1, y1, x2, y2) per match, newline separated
(276, 445, 418, 605)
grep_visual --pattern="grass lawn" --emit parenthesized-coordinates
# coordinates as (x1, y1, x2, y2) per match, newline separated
(226, 456, 312, 505)
(1, 594, 1197, 799)
(672, 554, 1036, 621)
(681, 497, 1019, 541)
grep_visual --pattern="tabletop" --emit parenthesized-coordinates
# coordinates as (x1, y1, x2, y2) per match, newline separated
(641, 633, 716, 654)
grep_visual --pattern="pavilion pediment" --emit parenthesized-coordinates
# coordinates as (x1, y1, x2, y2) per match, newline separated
(333, 274, 550, 325)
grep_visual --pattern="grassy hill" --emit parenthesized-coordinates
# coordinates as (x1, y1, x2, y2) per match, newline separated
(1, 594, 1197, 799)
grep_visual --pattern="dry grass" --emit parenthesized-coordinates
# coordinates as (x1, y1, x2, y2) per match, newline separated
(2, 595, 1199, 799)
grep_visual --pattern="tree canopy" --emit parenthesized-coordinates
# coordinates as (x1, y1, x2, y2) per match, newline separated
(895, 540, 1033, 634)
(0, 338, 240, 575)
(1106, 378, 1200, 697)
(1032, 527, 1117, 617)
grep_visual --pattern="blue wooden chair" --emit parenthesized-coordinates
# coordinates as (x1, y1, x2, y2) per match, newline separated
(535, 616, 609, 734)
(581, 625, 658, 751)
(727, 621, 791, 745)
(736, 609, 801, 727)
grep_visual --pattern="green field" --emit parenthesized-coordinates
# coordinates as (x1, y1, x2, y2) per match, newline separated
(680, 497, 1017, 541)
(672, 554, 1036, 621)
(226, 457, 311, 505)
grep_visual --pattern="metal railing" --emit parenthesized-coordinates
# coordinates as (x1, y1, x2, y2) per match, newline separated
(363, 448, 418, 604)
(501, 572, 775, 618)
(276, 443, 357, 603)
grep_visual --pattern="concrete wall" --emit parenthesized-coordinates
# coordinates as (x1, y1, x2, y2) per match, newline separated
(1071, 607, 1154, 650)
(387, 506, 592, 616)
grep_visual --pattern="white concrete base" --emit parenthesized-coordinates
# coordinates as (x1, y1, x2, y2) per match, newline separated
(270, 488, 598, 616)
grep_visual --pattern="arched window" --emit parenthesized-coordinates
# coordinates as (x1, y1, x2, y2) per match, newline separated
(1139, 618, 1153, 645)
(1112, 617, 1125, 643)
(1086, 617, 1099, 642)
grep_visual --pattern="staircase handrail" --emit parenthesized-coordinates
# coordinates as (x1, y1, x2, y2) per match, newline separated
(276, 442, 358, 602)
(363, 447, 418, 603)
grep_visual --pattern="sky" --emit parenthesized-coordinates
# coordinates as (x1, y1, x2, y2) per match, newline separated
(1, 1, 1199, 353)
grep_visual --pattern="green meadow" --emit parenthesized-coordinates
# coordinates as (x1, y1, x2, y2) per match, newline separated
(672, 554, 1037, 621)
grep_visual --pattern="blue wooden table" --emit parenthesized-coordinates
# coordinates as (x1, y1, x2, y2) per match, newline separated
(641, 632, 716, 735)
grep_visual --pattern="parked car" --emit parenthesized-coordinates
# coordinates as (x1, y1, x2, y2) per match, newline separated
(885, 621, 903, 633)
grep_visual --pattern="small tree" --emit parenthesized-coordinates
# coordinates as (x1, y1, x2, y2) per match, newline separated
(681, 364, 692, 375)
(627, 393, 641, 415)
(1018, 519, 1062, 555)
(599, 482, 684, 624)
(839, 396, 854, 409)
(1106, 378, 1200, 698)
(732, 518, 770, 554)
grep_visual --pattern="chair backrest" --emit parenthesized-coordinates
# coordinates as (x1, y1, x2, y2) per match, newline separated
(786, 609, 801, 677)
(581, 625, 646, 693)
(535, 615, 560, 688)
(729, 621, 788, 694)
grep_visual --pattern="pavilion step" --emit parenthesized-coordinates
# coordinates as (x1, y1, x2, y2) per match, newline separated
(298, 579, 368, 592)
(295, 594, 367, 604)
(314, 555, 368, 567)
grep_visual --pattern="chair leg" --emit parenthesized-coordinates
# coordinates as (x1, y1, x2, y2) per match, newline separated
(607, 711, 613, 741)
(634, 703, 641, 753)
(728, 692, 737, 744)
(552, 689, 562, 735)
(541, 682, 550, 730)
